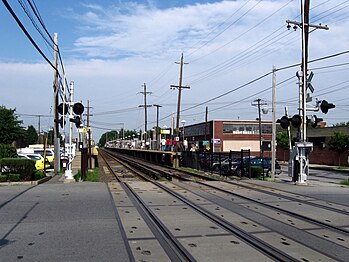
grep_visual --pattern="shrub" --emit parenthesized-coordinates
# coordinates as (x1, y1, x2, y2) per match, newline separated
(0, 174, 7, 182)
(34, 171, 45, 180)
(250, 166, 263, 178)
(0, 144, 17, 159)
(8, 174, 20, 182)
(0, 158, 35, 180)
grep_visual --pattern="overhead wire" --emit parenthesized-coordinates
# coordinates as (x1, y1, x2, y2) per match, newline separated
(2, 0, 56, 70)
(186, 0, 256, 58)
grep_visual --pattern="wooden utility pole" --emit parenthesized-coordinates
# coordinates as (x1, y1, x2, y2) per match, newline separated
(252, 98, 268, 157)
(52, 32, 60, 173)
(171, 53, 190, 139)
(153, 104, 162, 150)
(138, 83, 152, 147)
(87, 100, 92, 169)
(271, 66, 277, 180)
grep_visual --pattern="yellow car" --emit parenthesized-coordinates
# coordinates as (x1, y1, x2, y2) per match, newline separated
(18, 153, 50, 170)
(33, 149, 54, 168)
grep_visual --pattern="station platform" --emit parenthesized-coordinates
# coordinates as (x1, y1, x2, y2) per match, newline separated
(0, 181, 130, 261)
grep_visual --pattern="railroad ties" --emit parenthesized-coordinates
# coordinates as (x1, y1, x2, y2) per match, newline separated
(99, 148, 349, 262)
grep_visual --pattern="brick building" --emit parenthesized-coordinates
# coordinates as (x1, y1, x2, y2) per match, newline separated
(181, 120, 272, 156)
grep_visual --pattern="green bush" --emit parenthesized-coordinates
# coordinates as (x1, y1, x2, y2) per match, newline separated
(250, 166, 263, 178)
(0, 144, 17, 159)
(0, 174, 7, 182)
(8, 174, 20, 182)
(34, 171, 45, 180)
(0, 158, 35, 180)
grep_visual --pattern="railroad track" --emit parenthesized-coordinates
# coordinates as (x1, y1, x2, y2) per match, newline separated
(99, 148, 349, 261)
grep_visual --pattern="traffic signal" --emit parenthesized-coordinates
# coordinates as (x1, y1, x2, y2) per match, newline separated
(55, 116, 66, 128)
(73, 102, 84, 115)
(278, 116, 289, 129)
(57, 103, 69, 115)
(307, 115, 323, 128)
(291, 115, 302, 128)
(320, 100, 335, 114)
(70, 116, 82, 128)
(277, 114, 302, 129)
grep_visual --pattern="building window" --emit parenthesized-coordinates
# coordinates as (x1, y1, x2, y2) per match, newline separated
(223, 123, 272, 135)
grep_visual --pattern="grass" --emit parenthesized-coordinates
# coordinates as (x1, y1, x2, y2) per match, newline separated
(340, 179, 349, 186)
(178, 167, 205, 174)
(73, 168, 100, 182)
(337, 166, 349, 170)
(85, 168, 100, 182)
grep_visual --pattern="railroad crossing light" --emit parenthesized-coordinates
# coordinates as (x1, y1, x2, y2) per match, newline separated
(73, 102, 84, 115)
(55, 116, 66, 128)
(277, 114, 302, 129)
(57, 103, 69, 115)
(320, 100, 335, 114)
(277, 116, 290, 129)
(307, 115, 323, 128)
(290, 114, 302, 128)
(70, 116, 82, 128)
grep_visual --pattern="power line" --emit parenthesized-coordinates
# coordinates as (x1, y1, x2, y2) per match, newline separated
(2, 0, 56, 70)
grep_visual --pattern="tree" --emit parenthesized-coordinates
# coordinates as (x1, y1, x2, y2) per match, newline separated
(98, 129, 138, 147)
(0, 144, 17, 159)
(0, 106, 25, 145)
(276, 131, 290, 162)
(328, 131, 349, 166)
(333, 122, 349, 127)
(26, 125, 38, 145)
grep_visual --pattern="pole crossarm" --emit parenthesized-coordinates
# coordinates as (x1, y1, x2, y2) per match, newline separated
(170, 85, 190, 90)
(286, 19, 329, 30)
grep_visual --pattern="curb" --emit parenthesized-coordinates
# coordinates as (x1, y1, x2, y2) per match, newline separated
(0, 175, 52, 186)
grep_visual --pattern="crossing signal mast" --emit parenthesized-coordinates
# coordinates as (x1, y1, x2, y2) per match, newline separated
(278, 0, 335, 184)
(57, 82, 85, 181)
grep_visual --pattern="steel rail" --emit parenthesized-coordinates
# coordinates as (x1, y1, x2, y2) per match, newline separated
(151, 180, 296, 262)
(225, 179, 349, 215)
(197, 180, 349, 236)
(99, 149, 196, 261)
(101, 149, 295, 260)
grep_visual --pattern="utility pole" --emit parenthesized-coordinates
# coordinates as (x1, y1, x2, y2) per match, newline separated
(52, 32, 60, 174)
(205, 106, 208, 141)
(171, 53, 190, 141)
(38, 115, 41, 138)
(87, 100, 92, 169)
(138, 83, 152, 148)
(271, 66, 277, 180)
(252, 98, 267, 157)
(153, 104, 162, 150)
(64, 81, 75, 181)
(286, 0, 329, 184)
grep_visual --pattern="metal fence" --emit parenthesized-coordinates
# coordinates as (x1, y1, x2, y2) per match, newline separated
(181, 149, 251, 177)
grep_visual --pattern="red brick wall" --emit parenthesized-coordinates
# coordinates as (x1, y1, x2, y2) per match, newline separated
(276, 146, 349, 166)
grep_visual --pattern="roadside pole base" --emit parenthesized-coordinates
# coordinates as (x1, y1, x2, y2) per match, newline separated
(64, 178, 75, 183)
(64, 170, 75, 183)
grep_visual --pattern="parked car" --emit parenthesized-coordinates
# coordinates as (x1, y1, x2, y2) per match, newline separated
(33, 149, 54, 168)
(212, 157, 229, 171)
(249, 157, 281, 176)
(212, 157, 240, 174)
(18, 153, 50, 170)
(231, 156, 281, 177)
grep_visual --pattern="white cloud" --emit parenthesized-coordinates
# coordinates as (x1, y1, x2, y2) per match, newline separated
(1, 0, 349, 141)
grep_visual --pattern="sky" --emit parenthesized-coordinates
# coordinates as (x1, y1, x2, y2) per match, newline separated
(1, 0, 349, 142)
